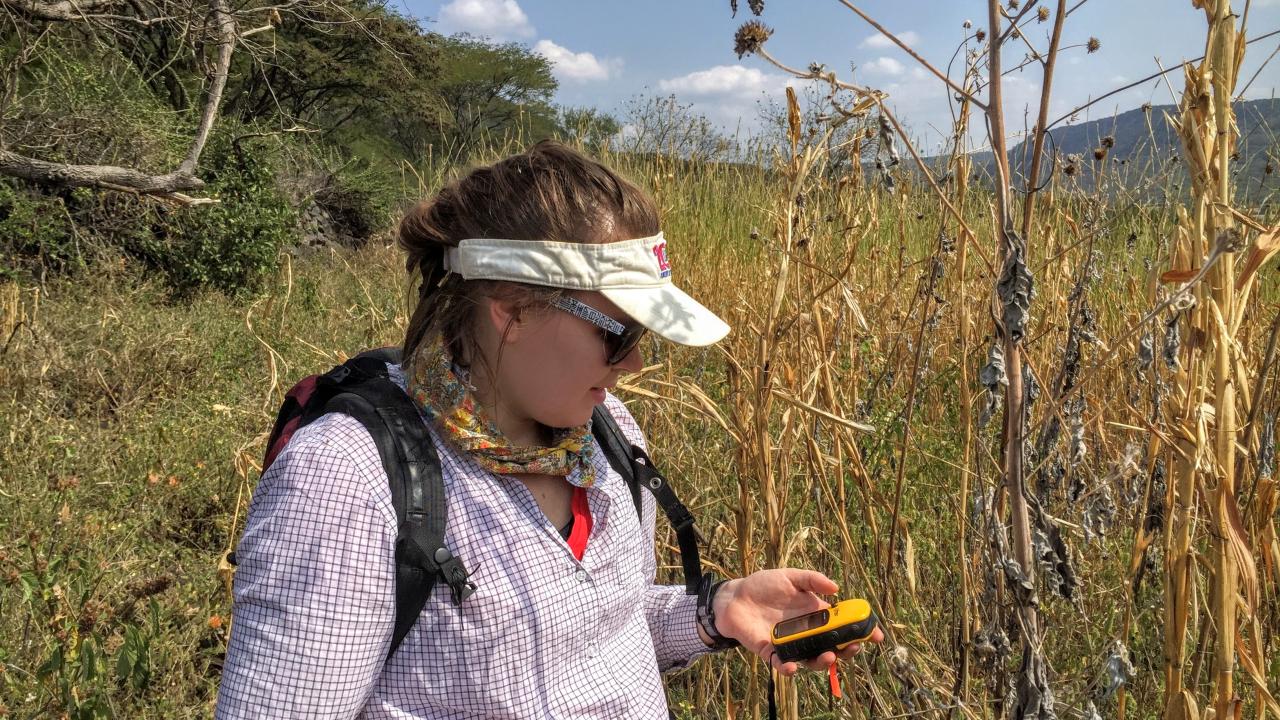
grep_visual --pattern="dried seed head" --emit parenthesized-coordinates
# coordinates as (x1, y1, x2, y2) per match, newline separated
(1037, 6, 1050, 21)
(1086, 37, 1101, 53)
(976, 28, 987, 42)
(749, 0, 764, 15)
(1008, 0, 1019, 9)
(1011, 27, 1021, 38)
(1141, 102, 1152, 113)
(128, 574, 174, 599)
(1093, 147, 1107, 161)
(1101, 135, 1115, 149)
(963, 19, 972, 28)
(734, 20, 773, 58)
(1266, 162, 1274, 175)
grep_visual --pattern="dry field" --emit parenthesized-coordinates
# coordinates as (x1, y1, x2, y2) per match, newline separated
(5, 1, 1280, 718)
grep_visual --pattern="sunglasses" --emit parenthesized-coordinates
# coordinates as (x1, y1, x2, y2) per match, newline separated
(551, 296, 648, 365)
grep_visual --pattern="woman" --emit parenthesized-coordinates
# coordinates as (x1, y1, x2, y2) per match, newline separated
(215, 140, 881, 719)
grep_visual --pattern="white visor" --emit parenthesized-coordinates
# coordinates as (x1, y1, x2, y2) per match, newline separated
(443, 233, 730, 346)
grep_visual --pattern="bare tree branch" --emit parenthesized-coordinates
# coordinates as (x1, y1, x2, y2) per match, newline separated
(178, 0, 234, 175)
(0, 148, 203, 192)
(0, 0, 235, 201)
(0, 0, 116, 21)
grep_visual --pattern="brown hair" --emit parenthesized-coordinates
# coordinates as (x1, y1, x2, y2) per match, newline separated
(398, 140, 659, 368)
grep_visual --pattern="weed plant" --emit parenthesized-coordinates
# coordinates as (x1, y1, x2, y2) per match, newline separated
(3, 92, 1280, 720)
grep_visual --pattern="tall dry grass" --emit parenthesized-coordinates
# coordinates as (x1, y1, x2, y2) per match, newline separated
(4, 4, 1280, 718)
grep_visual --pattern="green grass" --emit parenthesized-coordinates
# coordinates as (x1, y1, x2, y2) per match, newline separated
(3, 142, 1277, 718)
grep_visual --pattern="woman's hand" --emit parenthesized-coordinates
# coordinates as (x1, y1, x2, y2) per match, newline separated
(707, 569, 884, 676)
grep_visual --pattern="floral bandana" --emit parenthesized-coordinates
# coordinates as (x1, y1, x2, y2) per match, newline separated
(406, 337, 596, 487)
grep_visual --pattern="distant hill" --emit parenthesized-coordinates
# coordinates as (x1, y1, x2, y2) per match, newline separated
(947, 98, 1280, 201)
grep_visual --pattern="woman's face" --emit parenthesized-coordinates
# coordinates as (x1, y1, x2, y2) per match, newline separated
(480, 290, 644, 440)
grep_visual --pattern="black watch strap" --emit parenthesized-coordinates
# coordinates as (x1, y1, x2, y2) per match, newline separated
(696, 574, 740, 651)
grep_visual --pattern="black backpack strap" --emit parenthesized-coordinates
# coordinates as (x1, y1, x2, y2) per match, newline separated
(592, 406, 644, 515)
(314, 358, 473, 660)
(592, 406, 704, 595)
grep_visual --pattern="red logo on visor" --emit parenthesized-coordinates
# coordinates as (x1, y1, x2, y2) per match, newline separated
(652, 242, 671, 278)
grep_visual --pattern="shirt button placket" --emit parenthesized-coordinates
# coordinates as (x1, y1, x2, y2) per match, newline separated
(571, 565, 603, 657)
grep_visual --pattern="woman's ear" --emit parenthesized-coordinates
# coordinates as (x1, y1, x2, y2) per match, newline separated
(485, 297, 524, 343)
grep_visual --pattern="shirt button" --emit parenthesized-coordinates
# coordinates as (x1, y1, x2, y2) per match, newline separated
(574, 568, 589, 583)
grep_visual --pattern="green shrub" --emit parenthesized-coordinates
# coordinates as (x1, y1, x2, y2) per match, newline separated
(0, 181, 78, 279)
(313, 163, 397, 245)
(128, 134, 297, 295)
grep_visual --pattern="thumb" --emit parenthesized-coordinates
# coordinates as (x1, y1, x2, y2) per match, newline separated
(784, 568, 838, 596)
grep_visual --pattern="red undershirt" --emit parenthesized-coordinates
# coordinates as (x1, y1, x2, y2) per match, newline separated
(564, 486, 592, 560)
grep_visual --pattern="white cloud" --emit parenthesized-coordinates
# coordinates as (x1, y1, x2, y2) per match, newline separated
(863, 57, 906, 76)
(438, 0, 534, 40)
(861, 31, 921, 49)
(658, 65, 784, 96)
(656, 65, 795, 132)
(534, 40, 620, 83)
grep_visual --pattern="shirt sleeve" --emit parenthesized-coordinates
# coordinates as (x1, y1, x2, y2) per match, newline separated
(602, 393, 713, 672)
(215, 417, 397, 719)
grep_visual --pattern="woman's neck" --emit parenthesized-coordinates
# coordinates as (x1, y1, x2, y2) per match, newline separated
(467, 368, 550, 448)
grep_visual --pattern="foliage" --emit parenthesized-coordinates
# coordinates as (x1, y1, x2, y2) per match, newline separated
(11, 135, 1265, 718)
(559, 107, 623, 153)
(128, 133, 297, 295)
(431, 34, 559, 162)
(618, 94, 733, 162)
(225, 0, 446, 154)
(0, 182, 79, 279)
(1, 42, 184, 168)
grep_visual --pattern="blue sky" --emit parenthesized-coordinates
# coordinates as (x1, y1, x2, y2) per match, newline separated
(398, 0, 1280, 152)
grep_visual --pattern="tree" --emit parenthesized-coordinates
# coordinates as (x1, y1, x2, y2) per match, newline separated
(0, 0, 247, 201)
(432, 34, 558, 161)
(559, 107, 621, 153)
(225, 0, 444, 145)
(617, 94, 728, 162)
(0, 0, 436, 201)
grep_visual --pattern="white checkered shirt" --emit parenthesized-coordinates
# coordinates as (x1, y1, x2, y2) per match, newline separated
(215, 365, 710, 719)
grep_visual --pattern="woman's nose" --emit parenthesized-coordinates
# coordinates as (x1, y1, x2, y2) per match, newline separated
(615, 342, 645, 372)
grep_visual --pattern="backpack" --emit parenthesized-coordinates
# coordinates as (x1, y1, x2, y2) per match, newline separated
(242, 347, 706, 659)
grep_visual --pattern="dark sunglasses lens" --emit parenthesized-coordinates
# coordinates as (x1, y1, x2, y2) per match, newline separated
(606, 325, 647, 364)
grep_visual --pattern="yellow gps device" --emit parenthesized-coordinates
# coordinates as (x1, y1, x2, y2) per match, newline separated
(771, 599, 878, 662)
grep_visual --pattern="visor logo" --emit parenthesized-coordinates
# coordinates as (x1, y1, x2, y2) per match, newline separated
(653, 242, 671, 278)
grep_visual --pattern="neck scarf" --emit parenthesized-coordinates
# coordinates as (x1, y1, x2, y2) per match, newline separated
(405, 337, 596, 487)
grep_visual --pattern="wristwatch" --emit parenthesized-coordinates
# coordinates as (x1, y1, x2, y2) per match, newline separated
(695, 573, 740, 651)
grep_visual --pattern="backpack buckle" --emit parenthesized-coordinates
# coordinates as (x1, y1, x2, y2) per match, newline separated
(432, 547, 476, 606)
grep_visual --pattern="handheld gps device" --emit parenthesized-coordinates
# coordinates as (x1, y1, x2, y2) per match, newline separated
(771, 599, 878, 662)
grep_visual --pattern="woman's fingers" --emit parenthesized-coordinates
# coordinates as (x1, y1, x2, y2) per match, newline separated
(783, 568, 839, 596)
(836, 643, 864, 660)
(767, 652, 801, 676)
(799, 651, 837, 671)
(766, 649, 837, 675)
